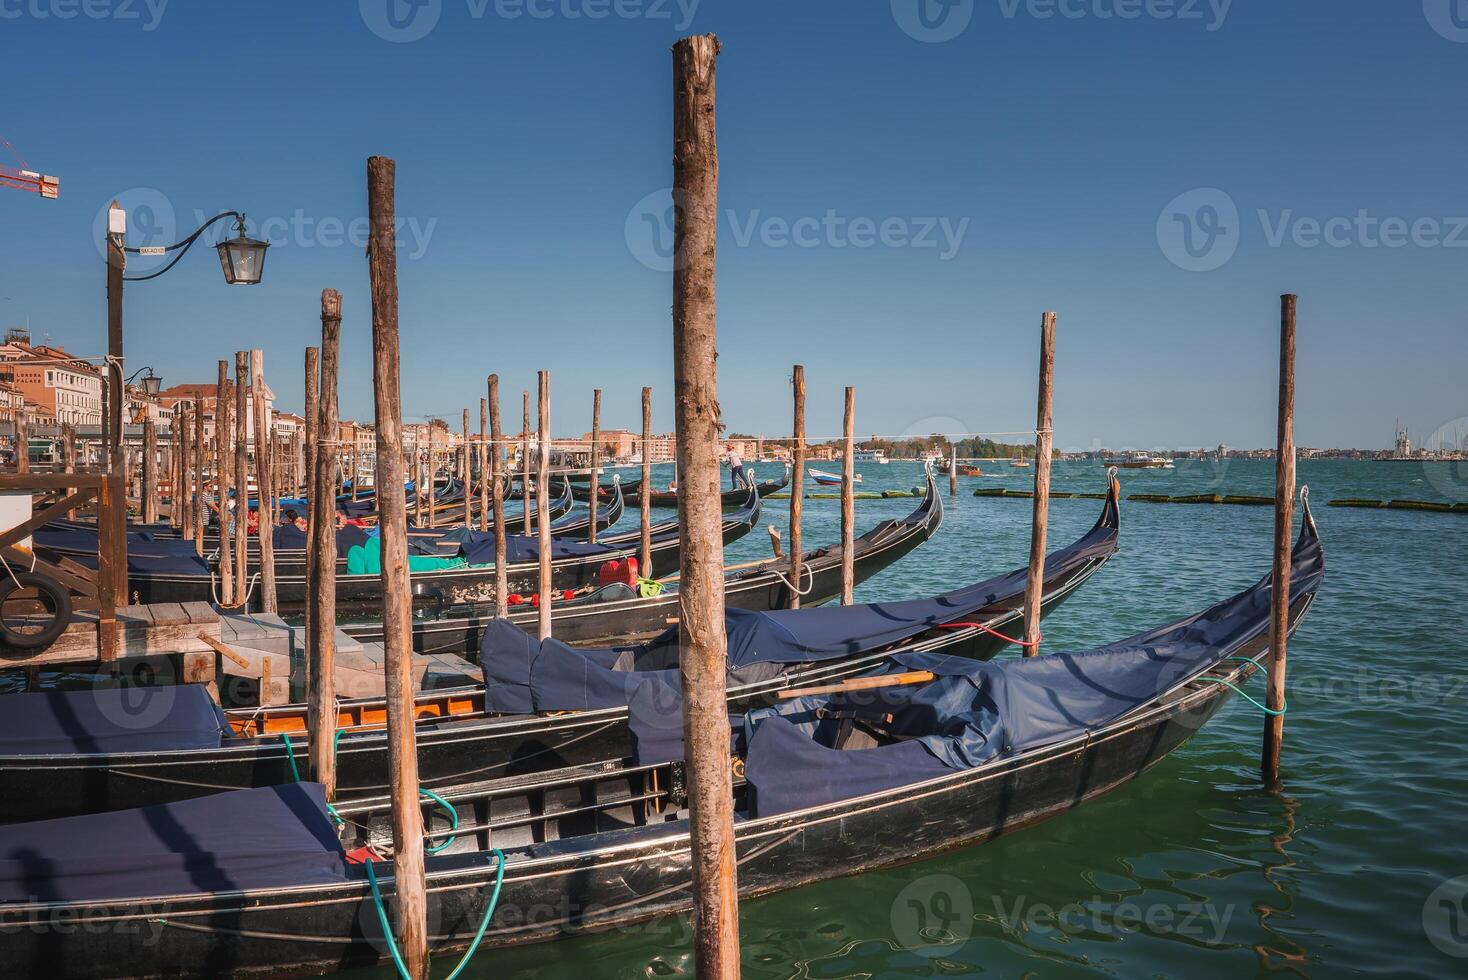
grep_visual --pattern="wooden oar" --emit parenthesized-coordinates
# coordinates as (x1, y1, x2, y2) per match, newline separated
(777, 670, 935, 699)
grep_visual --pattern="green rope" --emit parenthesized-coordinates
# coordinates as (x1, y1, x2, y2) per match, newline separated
(365, 849, 506, 980)
(1197, 653, 1287, 716)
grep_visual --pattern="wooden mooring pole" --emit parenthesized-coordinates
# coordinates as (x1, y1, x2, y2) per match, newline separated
(1023, 311, 1058, 656)
(305, 347, 319, 544)
(841, 386, 855, 605)
(671, 33, 740, 978)
(521, 390, 532, 537)
(216, 363, 234, 606)
(588, 388, 602, 545)
(192, 403, 206, 551)
(462, 408, 472, 529)
(142, 416, 158, 525)
(948, 437, 958, 497)
(640, 385, 653, 575)
(308, 289, 342, 797)
(14, 412, 27, 474)
(178, 406, 194, 546)
(252, 349, 277, 613)
(478, 398, 489, 532)
(537, 371, 552, 640)
(1262, 294, 1297, 786)
(788, 365, 805, 609)
(366, 154, 428, 978)
(233, 352, 249, 597)
(488, 374, 508, 619)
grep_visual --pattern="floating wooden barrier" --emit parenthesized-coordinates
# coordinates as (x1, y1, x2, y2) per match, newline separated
(1387, 498, 1455, 512)
(1328, 498, 1386, 508)
(1327, 497, 1464, 513)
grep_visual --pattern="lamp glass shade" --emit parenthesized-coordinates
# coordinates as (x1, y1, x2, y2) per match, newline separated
(142, 375, 162, 397)
(216, 234, 269, 285)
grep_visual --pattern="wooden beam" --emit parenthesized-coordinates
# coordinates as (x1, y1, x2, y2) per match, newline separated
(1263, 294, 1297, 785)
(588, 388, 602, 545)
(537, 371, 552, 640)
(488, 374, 508, 620)
(252, 349, 277, 613)
(309, 289, 342, 798)
(671, 33, 740, 979)
(841, 386, 855, 605)
(1023, 311, 1058, 655)
(366, 154, 428, 979)
(640, 385, 653, 575)
(788, 365, 805, 609)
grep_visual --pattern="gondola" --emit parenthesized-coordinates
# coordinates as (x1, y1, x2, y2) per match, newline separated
(36, 477, 761, 612)
(350, 469, 948, 653)
(0, 476, 1117, 823)
(0, 493, 1322, 979)
(571, 462, 791, 508)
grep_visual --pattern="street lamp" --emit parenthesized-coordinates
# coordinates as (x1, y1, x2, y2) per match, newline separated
(125, 365, 162, 398)
(102, 203, 268, 597)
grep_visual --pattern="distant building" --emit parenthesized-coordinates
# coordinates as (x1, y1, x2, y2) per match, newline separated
(0, 329, 103, 427)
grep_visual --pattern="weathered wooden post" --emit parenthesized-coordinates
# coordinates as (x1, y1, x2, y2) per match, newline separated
(478, 398, 489, 532)
(788, 365, 806, 609)
(192, 402, 206, 549)
(142, 416, 158, 524)
(1023, 311, 1058, 655)
(640, 385, 653, 574)
(948, 437, 958, 497)
(13, 411, 26, 474)
(309, 289, 342, 797)
(216, 363, 233, 606)
(536, 371, 553, 640)
(233, 352, 249, 595)
(488, 374, 508, 619)
(841, 386, 855, 605)
(671, 33, 740, 977)
(588, 388, 602, 544)
(1263, 294, 1297, 786)
(366, 155, 429, 978)
(521, 390, 532, 536)
(305, 347, 319, 538)
(178, 405, 194, 545)
(251, 350, 277, 613)
(412, 429, 423, 528)
(167, 418, 180, 528)
(461, 408, 472, 528)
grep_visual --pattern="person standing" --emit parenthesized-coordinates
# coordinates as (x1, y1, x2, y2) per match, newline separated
(725, 446, 744, 490)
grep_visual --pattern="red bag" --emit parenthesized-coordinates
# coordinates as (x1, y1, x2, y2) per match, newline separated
(598, 557, 639, 589)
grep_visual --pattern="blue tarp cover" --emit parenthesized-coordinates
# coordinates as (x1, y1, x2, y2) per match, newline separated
(460, 533, 614, 566)
(35, 529, 210, 575)
(740, 517, 1325, 817)
(0, 784, 347, 903)
(480, 495, 1118, 738)
(0, 685, 228, 756)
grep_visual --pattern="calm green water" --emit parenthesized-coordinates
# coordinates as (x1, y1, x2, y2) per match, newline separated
(356, 457, 1467, 978)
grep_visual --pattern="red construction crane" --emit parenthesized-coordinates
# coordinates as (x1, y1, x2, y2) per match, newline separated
(0, 134, 58, 199)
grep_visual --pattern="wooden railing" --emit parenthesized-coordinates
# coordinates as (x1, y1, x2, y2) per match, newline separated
(0, 471, 126, 661)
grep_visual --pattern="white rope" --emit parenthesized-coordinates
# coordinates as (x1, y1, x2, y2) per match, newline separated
(768, 560, 815, 597)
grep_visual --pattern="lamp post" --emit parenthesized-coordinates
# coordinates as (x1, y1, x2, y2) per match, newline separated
(104, 204, 267, 598)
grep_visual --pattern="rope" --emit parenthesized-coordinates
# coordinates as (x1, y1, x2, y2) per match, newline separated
(936, 621, 1041, 647)
(365, 849, 506, 980)
(1196, 653, 1288, 716)
(768, 560, 815, 597)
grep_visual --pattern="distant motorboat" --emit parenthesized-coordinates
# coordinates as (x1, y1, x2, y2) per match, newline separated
(810, 468, 862, 486)
(854, 449, 889, 464)
(1103, 452, 1175, 470)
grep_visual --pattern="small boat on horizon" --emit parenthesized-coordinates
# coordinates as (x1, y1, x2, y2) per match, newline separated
(810, 468, 862, 486)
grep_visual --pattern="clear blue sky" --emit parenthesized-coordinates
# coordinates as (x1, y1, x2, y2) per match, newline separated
(0, 1, 1462, 450)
